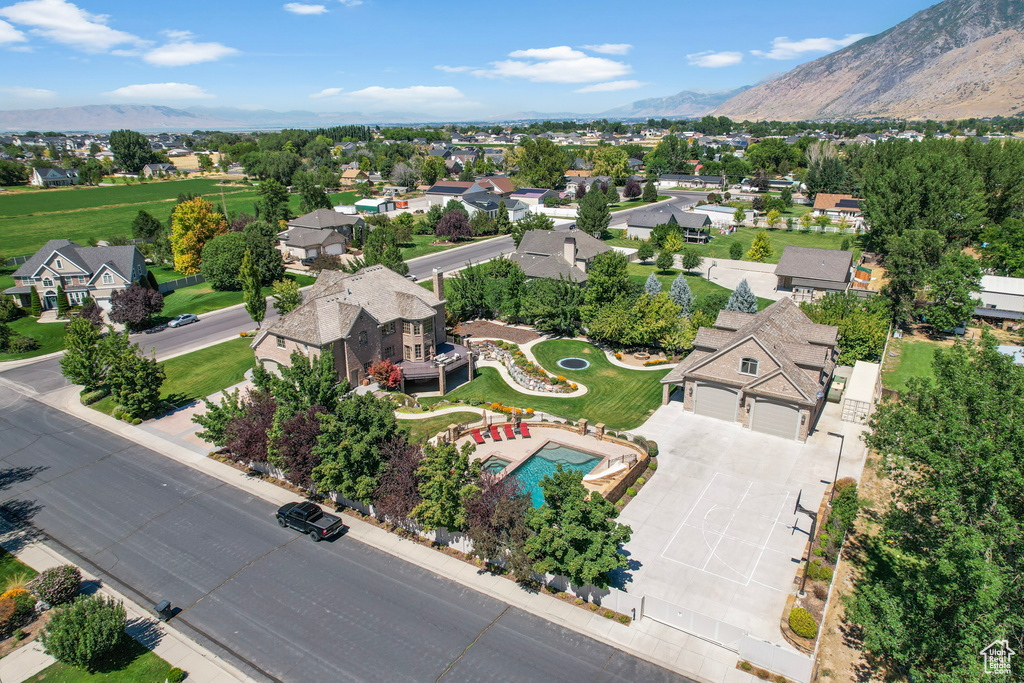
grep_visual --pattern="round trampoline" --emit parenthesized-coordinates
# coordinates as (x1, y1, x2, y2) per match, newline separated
(556, 357, 590, 371)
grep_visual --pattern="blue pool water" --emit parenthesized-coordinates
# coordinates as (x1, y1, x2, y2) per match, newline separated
(511, 442, 603, 507)
(481, 456, 511, 474)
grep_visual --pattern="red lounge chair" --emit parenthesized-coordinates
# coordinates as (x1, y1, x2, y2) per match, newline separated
(490, 424, 502, 441)
(472, 429, 485, 444)
(519, 422, 531, 438)
(503, 423, 515, 440)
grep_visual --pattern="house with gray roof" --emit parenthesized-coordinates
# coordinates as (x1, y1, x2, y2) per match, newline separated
(285, 209, 367, 249)
(774, 246, 853, 302)
(660, 298, 839, 442)
(279, 227, 348, 260)
(142, 163, 176, 177)
(626, 205, 712, 242)
(4, 239, 146, 311)
(252, 266, 468, 393)
(509, 229, 611, 283)
(29, 167, 78, 188)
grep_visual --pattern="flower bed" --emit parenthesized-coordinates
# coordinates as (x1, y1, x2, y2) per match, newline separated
(471, 341, 578, 394)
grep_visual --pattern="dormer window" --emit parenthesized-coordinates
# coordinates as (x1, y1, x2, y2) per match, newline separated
(739, 357, 759, 376)
(102, 273, 113, 285)
(54, 259, 62, 269)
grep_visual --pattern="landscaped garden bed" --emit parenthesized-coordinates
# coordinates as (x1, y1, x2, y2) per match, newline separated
(472, 340, 578, 393)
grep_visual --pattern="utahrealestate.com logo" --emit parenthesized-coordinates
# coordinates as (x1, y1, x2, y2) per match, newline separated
(980, 639, 1015, 675)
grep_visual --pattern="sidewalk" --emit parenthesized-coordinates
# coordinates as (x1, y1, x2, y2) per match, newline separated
(0, 518, 251, 683)
(27, 384, 759, 683)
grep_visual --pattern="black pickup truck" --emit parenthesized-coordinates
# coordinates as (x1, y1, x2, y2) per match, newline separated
(276, 502, 345, 541)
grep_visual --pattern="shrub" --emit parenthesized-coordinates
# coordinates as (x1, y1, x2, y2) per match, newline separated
(636, 477, 645, 487)
(646, 441, 659, 458)
(13, 627, 24, 642)
(775, 675, 788, 683)
(835, 476, 857, 492)
(0, 599, 15, 633)
(29, 565, 82, 606)
(0, 588, 28, 601)
(755, 669, 770, 681)
(80, 388, 109, 406)
(0, 592, 35, 635)
(167, 667, 186, 683)
(615, 352, 622, 359)
(602, 609, 615, 619)
(588, 603, 600, 612)
(41, 595, 127, 670)
(812, 582, 828, 600)
(616, 614, 630, 624)
(626, 486, 637, 497)
(788, 607, 818, 639)
(9, 335, 39, 352)
(819, 566, 833, 582)
(574, 597, 584, 606)
(3, 573, 32, 593)
(740, 661, 753, 671)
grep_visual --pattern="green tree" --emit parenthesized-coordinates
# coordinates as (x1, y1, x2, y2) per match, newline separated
(643, 272, 661, 296)
(733, 207, 746, 226)
(642, 179, 657, 202)
(655, 251, 674, 272)
(421, 156, 448, 185)
(576, 188, 611, 238)
(850, 336, 1024, 681)
(745, 230, 773, 262)
(512, 138, 569, 188)
(681, 247, 704, 272)
(583, 252, 630, 312)
(55, 285, 69, 318)
(669, 274, 692, 317)
(663, 232, 684, 254)
(131, 210, 164, 240)
(525, 466, 632, 589)
(256, 178, 290, 223)
(413, 441, 478, 532)
(637, 241, 655, 262)
(29, 287, 41, 317)
(926, 252, 980, 332)
(883, 229, 944, 324)
(240, 249, 266, 328)
(272, 278, 302, 316)
(59, 316, 104, 389)
(801, 293, 889, 364)
(729, 241, 744, 260)
(766, 209, 782, 230)
(522, 277, 584, 336)
(725, 279, 758, 314)
(109, 129, 156, 173)
(494, 200, 512, 235)
(41, 595, 126, 671)
(105, 332, 165, 419)
(294, 170, 332, 214)
(511, 212, 554, 248)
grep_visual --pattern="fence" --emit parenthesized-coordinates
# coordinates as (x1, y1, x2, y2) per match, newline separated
(530, 205, 576, 218)
(158, 274, 205, 293)
(4, 255, 30, 266)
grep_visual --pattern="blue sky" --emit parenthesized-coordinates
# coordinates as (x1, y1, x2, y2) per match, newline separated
(0, 0, 939, 117)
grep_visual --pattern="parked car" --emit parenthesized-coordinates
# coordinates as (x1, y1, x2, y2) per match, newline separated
(167, 314, 198, 328)
(276, 502, 345, 542)
(300, 256, 317, 266)
(405, 273, 417, 281)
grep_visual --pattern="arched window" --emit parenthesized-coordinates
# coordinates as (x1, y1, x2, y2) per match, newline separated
(739, 357, 759, 376)
(102, 272, 113, 285)
(42, 277, 53, 287)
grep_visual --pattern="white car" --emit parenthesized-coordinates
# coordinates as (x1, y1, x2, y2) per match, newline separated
(167, 314, 198, 328)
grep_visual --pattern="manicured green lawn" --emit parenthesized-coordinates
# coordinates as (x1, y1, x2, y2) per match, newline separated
(625, 263, 772, 310)
(0, 315, 68, 361)
(882, 339, 940, 392)
(35, 636, 173, 682)
(399, 411, 482, 444)
(609, 196, 670, 212)
(0, 547, 37, 589)
(331, 191, 359, 206)
(400, 235, 498, 261)
(157, 273, 315, 322)
(147, 266, 181, 284)
(0, 263, 15, 293)
(422, 340, 669, 429)
(160, 336, 254, 405)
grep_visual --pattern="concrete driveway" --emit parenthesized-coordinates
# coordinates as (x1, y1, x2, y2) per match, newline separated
(618, 397, 868, 646)
(692, 258, 781, 300)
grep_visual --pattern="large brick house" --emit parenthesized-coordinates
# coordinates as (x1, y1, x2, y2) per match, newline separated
(252, 265, 470, 393)
(660, 298, 838, 442)
(4, 239, 147, 311)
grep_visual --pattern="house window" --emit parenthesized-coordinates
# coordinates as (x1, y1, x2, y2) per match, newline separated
(42, 278, 53, 287)
(404, 345, 412, 360)
(384, 346, 394, 358)
(414, 344, 422, 360)
(403, 321, 412, 334)
(423, 318, 433, 334)
(276, 336, 286, 349)
(54, 259, 62, 269)
(102, 273, 113, 285)
(358, 331, 367, 346)
(363, 362, 373, 373)
(413, 322, 421, 335)
(739, 357, 759, 376)
(384, 322, 396, 335)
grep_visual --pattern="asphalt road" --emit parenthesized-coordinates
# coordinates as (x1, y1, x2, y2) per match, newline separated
(0, 393, 692, 683)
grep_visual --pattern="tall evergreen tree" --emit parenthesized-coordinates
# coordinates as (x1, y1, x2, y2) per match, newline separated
(59, 316, 104, 389)
(643, 272, 661, 297)
(494, 200, 512, 234)
(576, 188, 611, 238)
(726, 279, 758, 314)
(29, 287, 41, 317)
(642, 179, 657, 202)
(240, 249, 266, 328)
(55, 285, 69, 318)
(669, 274, 692, 317)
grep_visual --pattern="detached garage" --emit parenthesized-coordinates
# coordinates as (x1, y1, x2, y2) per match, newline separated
(750, 399, 801, 440)
(694, 384, 738, 421)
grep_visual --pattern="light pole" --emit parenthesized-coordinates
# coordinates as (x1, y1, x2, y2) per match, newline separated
(707, 260, 717, 282)
(827, 431, 845, 504)
(794, 490, 818, 598)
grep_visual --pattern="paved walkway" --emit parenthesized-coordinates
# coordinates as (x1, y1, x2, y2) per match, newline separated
(691, 258, 781, 301)
(28, 382, 760, 683)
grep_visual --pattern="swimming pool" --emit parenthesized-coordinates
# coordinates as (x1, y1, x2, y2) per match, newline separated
(511, 442, 603, 507)
(481, 456, 511, 474)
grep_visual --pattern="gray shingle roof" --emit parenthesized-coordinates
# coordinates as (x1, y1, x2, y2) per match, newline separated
(287, 209, 365, 231)
(628, 206, 711, 230)
(774, 246, 853, 283)
(13, 239, 140, 282)
(509, 253, 588, 282)
(282, 227, 347, 248)
(517, 229, 610, 262)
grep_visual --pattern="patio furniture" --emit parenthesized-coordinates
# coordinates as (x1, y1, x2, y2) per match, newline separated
(489, 424, 502, 441)
(503, 423, 515, 440)
(471, 429, 485, 444)
(519, 422, 531, 438)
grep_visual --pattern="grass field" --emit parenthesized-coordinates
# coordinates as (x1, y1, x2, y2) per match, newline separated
(157, 272, 316, 321)
(400, 234, 498, 261)
(399, 411, 482, 444)
(882, 339, 940, 392)
(36, 637, 173, 682)
(609, 196, 670, 212)
(159, 336, 254, 405)
(0, 178, 233, 216)
(422, 340, 669, 429)
(625, 263, 773, 310)
(0, 548, 37, 589)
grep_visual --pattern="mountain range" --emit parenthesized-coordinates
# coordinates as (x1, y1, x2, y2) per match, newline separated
(714, 0, 1024, 120)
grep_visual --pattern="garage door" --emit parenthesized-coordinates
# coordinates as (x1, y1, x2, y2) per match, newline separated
(751, 400, 800, 440)
(694, 384, 738, 422)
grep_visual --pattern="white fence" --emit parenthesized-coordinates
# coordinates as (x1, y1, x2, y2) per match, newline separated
(739, 638, 814, 682)
(158, 274, 206, 293)
(530, 205, 577, 218)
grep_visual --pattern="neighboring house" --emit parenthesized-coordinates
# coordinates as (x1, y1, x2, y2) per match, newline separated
(774, 246, 853, 302)
(660, 298, 839, 442)
(509, 229, 611, 283)
(691, 204, 755, 228)
(997, 345, 1024, 365)
(286, 209, 367, 247)
(812, 193, 864, 224)
(475, 176, 515, 197)
(656, 174, 726, 190)
(566, 175, 613, 199)
(975, 275, 1024, 323)
(252, 266, 470, 393)
(279, 227, 348, 260)
(626, 205, 712, 242)
(509, 187, 557, 206)
(142, 163, 176, 177)
(3, 239, 146, 311)
(424, 181, 489, 206)
(340, 169, 369, 184)
(457, 195, 529, 222)
(354, 197, 395, 213)
(30, 167, 79, 188)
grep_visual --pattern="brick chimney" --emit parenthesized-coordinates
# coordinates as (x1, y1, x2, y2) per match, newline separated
(563, 237, 576, 266)
(432, 267, 444, 299)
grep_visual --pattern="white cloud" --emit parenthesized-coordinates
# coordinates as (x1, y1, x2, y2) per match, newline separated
(0, 86, 55, 98)
(338, 0, 362, 6)
(343, 85, 479, 112)
(0, 0, 146, 52)
(0, 18, 26, 44)
(752, 33, 869, 60)
(686, 50, 743, 68)
(435, 65, 472, 73)
(284, 2, 328, 14)
(476, 46, 631, 84)
(310, 87, 344, 98)
(104, 82, 214, 100)
(581, 43, 631, 55)
(143, 31, 238, 66)
(574, 79, 646, 93)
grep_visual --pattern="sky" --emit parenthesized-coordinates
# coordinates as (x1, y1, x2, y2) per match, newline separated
(0, 0, 941, 118)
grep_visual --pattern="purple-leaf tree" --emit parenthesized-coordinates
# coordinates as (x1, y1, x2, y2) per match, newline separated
(435, 210, 473, 242)
(464, 471, 533, 578)
(224, 391, 278, 465)
(109, 284, 164, 332)
(372, 437, 424, 525)
(276, 406, 325, 489)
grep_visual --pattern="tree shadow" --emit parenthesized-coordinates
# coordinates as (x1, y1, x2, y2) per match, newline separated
(125, 615, 165, 650)
(0, 465, 48, 492)
(0, 499, 45, 553)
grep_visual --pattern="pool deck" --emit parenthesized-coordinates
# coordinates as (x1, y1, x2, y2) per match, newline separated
(458, 424, 636, 482)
